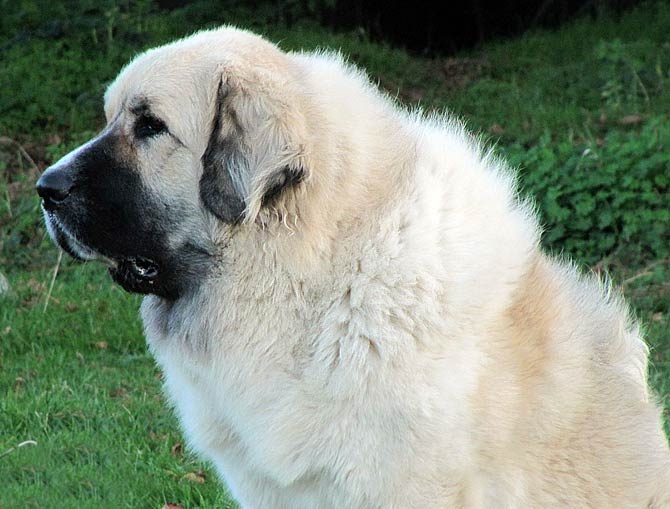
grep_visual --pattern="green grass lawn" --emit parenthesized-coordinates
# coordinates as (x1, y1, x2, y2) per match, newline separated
(1, 2, 669, 507)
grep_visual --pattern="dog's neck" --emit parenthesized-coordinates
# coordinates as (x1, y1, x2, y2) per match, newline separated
(252, 53, 419, 273)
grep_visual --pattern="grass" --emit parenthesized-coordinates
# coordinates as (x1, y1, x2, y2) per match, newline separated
(1, 267, 238, 508)
(1, 1, 669, 507)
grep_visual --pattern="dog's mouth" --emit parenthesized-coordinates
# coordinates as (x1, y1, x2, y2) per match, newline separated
(108, 257, 161, 294)
(44, 208, 162, 292)
(125, 257, 159, 279)
(44, 209, 115, 264)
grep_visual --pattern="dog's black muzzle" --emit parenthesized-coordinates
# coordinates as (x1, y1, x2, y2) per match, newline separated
(36, 133, 209, 300)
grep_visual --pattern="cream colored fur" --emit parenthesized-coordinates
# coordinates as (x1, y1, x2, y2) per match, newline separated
(103, 27, 670, 508)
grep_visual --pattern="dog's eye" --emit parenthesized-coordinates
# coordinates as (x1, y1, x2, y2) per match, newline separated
(134, 115, 167, 139)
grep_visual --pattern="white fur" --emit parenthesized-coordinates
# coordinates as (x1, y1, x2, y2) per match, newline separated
(100, 27, 670, 508)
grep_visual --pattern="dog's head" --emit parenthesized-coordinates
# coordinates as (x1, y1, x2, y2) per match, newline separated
(37, 28, 311, 300)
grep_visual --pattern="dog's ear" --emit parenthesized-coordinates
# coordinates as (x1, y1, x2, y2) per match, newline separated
(200, 79, 247, 224)
(200, 75, 307, 224)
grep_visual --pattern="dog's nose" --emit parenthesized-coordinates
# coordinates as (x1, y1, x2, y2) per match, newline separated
(36, 165, 74, 208)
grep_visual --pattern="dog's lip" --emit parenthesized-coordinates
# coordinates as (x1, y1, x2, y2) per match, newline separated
(44, 209, 163, 276)
(44, 209, 114, 265)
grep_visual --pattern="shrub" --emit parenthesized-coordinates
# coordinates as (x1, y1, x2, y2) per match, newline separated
(503, 117, 670, 266)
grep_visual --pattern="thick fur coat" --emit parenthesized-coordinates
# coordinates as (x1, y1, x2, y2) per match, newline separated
(39, 27, 670, 508)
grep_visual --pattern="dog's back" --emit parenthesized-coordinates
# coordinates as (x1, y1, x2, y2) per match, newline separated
(483, 254, 670, 506)
(403, 121, 670, 506)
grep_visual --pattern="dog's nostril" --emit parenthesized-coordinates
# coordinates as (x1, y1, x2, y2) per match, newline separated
(36, 185, 70, 204)
(36, 166, 74, 206)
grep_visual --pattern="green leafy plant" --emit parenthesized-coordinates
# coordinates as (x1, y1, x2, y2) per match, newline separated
(504, 117, 670, 266)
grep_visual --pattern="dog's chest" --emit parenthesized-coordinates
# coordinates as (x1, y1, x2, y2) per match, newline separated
(139, 266, 470, 506)
(140, 290, 358, 486)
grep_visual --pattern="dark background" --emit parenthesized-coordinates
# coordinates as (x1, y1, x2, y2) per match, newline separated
(1, 0, 649, 60)
(158, 0, 646, 54)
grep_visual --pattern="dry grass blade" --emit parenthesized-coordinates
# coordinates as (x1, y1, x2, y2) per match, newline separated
(0, 136, 39, 171)
(43, 249, 63, 313)
(0, 440, 38, 459)
(622, 259, 668, 287)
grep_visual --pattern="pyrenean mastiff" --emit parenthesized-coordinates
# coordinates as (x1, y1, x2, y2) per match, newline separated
(37, 27, 670, 508)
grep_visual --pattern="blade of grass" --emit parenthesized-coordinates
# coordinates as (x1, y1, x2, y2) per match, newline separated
(43, 249, 63, 313)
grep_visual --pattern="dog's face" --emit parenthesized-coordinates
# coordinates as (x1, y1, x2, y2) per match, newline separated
(36, 29, 309, 300)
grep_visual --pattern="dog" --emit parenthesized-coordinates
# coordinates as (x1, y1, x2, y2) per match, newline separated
(37, 27, 670, 508)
